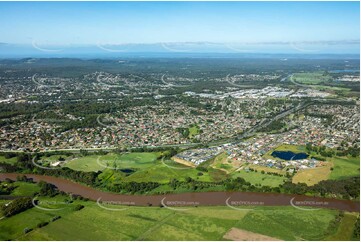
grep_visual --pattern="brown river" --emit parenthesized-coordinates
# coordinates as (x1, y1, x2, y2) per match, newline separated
(0, 173, 359, 212)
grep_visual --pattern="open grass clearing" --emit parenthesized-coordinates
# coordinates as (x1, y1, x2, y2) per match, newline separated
(326, 213, 358, 241)
(210, 152, 239, 173)
(232, 169, 286, 187)
(188, 125, 200, 139)
(122, 163, 214, 183)
(10, 182, 41, 197)
(292, 72, 332, 85)
(248, 164, 286, 175)
(64, 152, 160, 172)
(292, 162, 332, 186)
(329, 156, 360, 180)
(0, 198, 353, 241)
(0, 155, 17, 165)
(234, 206, 339, 240)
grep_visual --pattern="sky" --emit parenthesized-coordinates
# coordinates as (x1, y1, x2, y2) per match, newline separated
(0, 1, 359, 55)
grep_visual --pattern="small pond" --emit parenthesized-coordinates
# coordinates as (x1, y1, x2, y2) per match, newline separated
(271, 151, 308, 160)
(120, 168, 135, 174)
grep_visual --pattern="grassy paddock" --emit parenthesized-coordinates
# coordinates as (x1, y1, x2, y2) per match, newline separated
(10, 182, 41, 197)
(292, 162, 333, 186)
(0, 155, 17, 165)
(292, 72, 331, 85)
(234, 206, 340, 240)
(329, 156, 360, 180)
(0, 200, 352, 241)
(248, 164, 286, 175)
(64, 152, 160, 172)
(232, 169, 286, 187)
(326, 213, 358, 241)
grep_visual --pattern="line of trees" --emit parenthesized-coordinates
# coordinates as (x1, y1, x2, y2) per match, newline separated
(1, 197, 33, 217)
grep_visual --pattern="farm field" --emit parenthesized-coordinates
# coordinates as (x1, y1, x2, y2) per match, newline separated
(0, 195, 81, 241)
(0, 197, 356, 241)
(329, 156, 360, 180)
(234, 206, 344, 241)
(326, 213, 359, 241)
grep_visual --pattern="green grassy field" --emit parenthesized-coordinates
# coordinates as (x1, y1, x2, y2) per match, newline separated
(88, 154, 228, 186)
(326, 213, 359, 241)
(234, 206, 342, 240)
(292, 72, 332, 85)
(188, 125, 200, 139)
(0, 180, 40, 197)
(248, 164, 287, 175)
(116, 161, 215, 183)
(329, 156, 360, 180)
(64, 152, 160, 172)
(291, 72, 351, 96)
(232, 170, 286, 187)
(64, 155, 106, 172)
(0, 155, 17, 165)
(211, 152, 235, 173)
(42, 150, 360, 190)
(0, 197, 355, 241)
(10, 182, 41, 197)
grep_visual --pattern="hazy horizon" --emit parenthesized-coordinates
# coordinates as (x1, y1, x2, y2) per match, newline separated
(0, 1, 359, 57)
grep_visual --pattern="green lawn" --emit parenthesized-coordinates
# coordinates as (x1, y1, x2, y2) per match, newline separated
(329, 156, 360, 180)
(232, 170, 286, 187)
(0, 200, 353, 241)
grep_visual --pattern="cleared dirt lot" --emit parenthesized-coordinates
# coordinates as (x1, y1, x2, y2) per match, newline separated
(223, 227, 282, 241)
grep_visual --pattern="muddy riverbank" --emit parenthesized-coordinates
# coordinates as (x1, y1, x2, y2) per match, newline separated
(0, 173, 359, 212)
